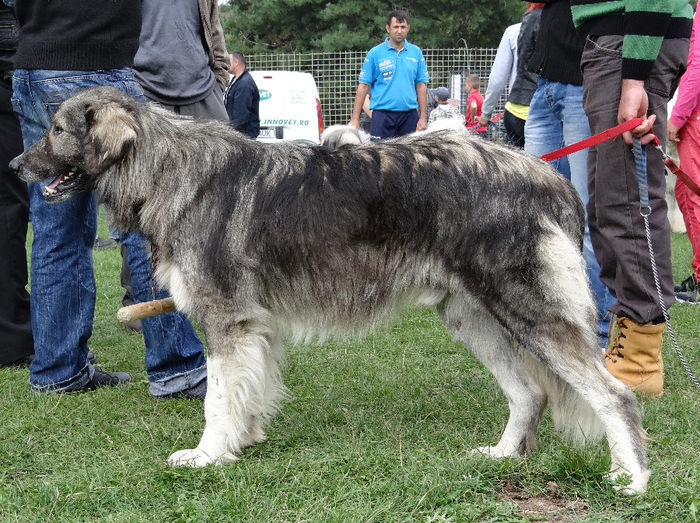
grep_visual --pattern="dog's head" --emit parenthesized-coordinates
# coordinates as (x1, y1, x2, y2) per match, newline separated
(9, 86, 140, 203)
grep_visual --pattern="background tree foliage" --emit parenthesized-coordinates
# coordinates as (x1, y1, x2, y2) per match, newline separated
(220, 1, 526, 54)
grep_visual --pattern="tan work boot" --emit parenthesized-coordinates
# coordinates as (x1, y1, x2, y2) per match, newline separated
(605, 316, 665, 396)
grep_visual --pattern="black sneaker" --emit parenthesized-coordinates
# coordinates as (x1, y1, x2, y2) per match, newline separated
(83, 367, 131, 390)
(675, 288, 700, 305)
(156, 380, 206, 400)
(674, 274, 697, 293)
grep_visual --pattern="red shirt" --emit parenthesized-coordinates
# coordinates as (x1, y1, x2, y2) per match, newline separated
(466, 90, 487, 132)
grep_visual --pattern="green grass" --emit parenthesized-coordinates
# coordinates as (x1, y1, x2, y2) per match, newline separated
(0, 216, 698, 522)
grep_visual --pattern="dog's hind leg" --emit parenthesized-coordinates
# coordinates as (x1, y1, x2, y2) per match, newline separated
(167, 315, 282, 467)
(438, 296, 547, 458)
(507, 226, 650, 494)
(523, 324, 650, 493)
(522, 324, 650, 494)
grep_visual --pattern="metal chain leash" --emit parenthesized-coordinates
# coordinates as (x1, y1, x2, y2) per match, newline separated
(633, 139, 700, 390)
(643, 214, 700, 390)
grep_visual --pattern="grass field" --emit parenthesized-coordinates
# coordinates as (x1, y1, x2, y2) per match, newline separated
(0, 217, 698, 522)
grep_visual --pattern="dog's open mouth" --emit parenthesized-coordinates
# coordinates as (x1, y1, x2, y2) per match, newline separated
(43, 167, 85, 201)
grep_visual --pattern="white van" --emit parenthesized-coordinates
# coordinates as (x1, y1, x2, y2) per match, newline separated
(251, 71, 324, 145)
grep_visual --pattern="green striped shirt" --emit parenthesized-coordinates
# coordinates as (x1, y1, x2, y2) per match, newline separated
(571, 0, 694, 78)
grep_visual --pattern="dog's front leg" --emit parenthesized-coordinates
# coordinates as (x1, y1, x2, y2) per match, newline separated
(167, 323, 276, 467)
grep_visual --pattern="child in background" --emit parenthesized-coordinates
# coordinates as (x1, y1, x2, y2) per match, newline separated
(669, 1, 700, 304)
(427, 86, 464, 126)
(465, 75, 488, 137)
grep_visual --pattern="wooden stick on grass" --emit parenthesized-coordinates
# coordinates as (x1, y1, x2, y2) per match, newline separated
(117, 297, 176, 322)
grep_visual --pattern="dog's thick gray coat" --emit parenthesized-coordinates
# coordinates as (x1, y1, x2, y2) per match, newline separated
(10, 86, 650, 493)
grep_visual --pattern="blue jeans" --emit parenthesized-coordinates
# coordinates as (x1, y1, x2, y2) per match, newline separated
(524, 78, 614, 343)
(101, 205, 121, 240)
(11, 68, 206, 394)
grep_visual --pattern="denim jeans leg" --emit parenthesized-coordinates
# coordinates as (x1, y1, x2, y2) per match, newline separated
(13, 67, 207, 392)
(102, 206, 121, 240)
(120, 230, 206, 396)
(28, 185, 98, 390)
(561, 84, 614, 342)
(12, 69, 100, 391)
(525, 79, 570, 177)
(525, 78, 613, 343)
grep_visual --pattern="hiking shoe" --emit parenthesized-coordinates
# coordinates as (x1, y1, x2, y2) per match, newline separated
(83, 367, 131, 390)
(675, 288, 700, 305)
(93, 237, 119, 250)
(674, 274, 697, 293)
(604, 316, 664, 396)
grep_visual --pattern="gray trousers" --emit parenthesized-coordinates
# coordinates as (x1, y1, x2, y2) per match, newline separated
(581, 35, 689, 324)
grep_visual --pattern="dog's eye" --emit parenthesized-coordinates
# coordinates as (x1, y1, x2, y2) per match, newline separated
(53, 126, 63, 136)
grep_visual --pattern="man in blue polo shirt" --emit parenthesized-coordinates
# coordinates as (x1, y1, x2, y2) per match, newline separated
(349, 10, 429, 139)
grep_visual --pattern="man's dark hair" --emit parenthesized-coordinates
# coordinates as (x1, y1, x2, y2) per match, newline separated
(230, 51, 246, 67)
(387, 10, 409, 25)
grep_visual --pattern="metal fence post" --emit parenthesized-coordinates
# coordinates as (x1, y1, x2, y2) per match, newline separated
(246, 48, 504, 136)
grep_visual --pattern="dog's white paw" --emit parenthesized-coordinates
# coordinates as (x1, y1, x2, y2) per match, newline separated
(166, 447, 239, 467)
(469, 445, 520, 459)
(605, 468, 649, 495)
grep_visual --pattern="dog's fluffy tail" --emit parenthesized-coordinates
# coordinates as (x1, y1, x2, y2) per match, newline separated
(522, 354, 606, 445)
(524, 223, 606, 445)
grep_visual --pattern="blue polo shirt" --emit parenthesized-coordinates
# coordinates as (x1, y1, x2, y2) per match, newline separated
(359, 38, 429, 112)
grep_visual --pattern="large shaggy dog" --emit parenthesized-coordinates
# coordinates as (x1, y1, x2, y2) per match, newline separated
(11, 86, 650, 493)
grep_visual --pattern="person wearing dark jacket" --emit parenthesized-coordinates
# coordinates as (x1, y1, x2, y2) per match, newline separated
(479, 2, 543, 147)
(224, 51, 260, 139)
(0, 1, 32, 367)
(11, 0, 207, 395)
(523, 0, 614, 347)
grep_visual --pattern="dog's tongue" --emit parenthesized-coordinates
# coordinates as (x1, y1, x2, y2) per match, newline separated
(43, 173, 65, 196)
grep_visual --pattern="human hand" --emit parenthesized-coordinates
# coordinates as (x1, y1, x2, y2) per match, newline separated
(618, 79, 656, 145)
(416, 117, 427, 132)
(348, 118, 360, 129)
(477, 116, 489, 127)
(667, 120, 681, 143)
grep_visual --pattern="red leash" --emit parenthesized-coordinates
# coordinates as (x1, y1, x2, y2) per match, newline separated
(650, 136, 700, 197)
(539, 118, 643, 161)
(539, 117, 700, 197)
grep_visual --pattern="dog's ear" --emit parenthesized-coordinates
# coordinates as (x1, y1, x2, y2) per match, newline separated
(84, 101, 139, 173)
